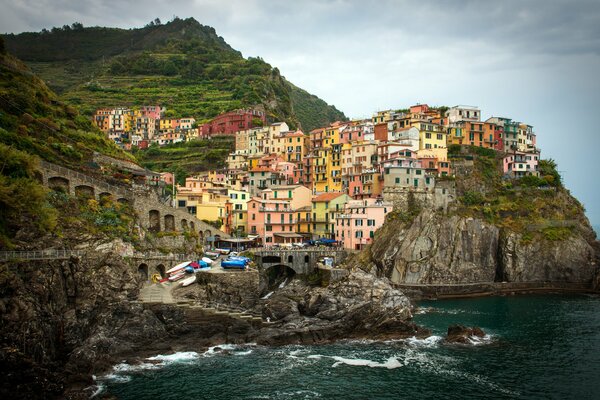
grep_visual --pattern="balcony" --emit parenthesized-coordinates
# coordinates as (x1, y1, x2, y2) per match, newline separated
(259, 207, 294, 212)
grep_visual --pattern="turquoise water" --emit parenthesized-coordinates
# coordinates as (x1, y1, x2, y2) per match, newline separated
(100, 295, 600, 399)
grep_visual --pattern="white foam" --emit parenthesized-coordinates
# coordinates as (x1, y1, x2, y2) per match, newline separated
(103, 373, 132, 383)
(261, 291, 274, 299)
(278, 278, 288, 289)
(405, 335, 443, 348)
(331, 356, 404, 369)
(234, 350, 253, 356)
(112, 361, 160, 373)
(147, 351, 199, 363)
(89, 383, 105, 398)
(466, 334, 494, 346)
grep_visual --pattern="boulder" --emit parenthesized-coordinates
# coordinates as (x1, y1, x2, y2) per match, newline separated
(444, 324, 485, 344)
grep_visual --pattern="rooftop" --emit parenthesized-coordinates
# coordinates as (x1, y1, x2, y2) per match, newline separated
(312, 192, 346, 202)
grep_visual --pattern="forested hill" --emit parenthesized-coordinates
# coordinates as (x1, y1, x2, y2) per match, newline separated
(3, 17, 346, 131)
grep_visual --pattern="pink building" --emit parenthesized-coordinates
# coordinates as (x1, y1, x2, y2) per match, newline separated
(160, 172, 174, 185)
(247, 185, 312, 246)
(139, 105, 165, 120)
(335, 198, 392, 250)
(503, 151, 540, 178)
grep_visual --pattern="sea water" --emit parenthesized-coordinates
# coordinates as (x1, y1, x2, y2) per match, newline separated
(100, 294, 600, 399)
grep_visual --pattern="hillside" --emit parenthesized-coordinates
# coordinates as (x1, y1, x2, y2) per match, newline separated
(0, 38, 140, 248)
(3, 17, 347, 131)
(134, 136, 235, 184)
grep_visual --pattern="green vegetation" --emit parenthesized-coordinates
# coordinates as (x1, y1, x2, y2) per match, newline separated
(542, 226, 574, 241)
(0, 50, 138, 248)
(0, 52, 135, 168)
(453, 149, 583, 241)
(133, 136, 235, 182)
(0, 144, 57, 247)
(3, 18, 346, 132)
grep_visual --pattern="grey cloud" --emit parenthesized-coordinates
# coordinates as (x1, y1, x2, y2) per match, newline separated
(0, 0, 599, 223)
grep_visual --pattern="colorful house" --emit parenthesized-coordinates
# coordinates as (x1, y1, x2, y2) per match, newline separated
(311, 192, 351, 240)
(335, 198, 392, 250)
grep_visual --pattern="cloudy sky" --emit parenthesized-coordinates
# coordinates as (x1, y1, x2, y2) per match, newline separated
(2, 0, 599, 226)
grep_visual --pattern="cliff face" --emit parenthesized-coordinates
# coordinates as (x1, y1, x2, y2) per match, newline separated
(369, 210, 598, 286)
(0, 250, 164, 399)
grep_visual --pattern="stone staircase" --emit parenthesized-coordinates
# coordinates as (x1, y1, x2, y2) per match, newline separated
(175, 299, 264, 326)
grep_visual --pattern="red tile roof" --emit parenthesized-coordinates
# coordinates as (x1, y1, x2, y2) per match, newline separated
(312, 192, 346, 202)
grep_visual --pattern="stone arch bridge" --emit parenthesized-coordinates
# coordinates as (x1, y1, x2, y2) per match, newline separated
(37, 160, 229, 241)
(252, 248, 350, 275)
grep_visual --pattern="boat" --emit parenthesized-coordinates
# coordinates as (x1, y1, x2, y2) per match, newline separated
(168, 272, 186, 282)
(227, 256, 250, 264)
(180, 275, 197, 287)
(184, 266, 195, 273)
(216, 248, 231, 255)
(201, 257, 214, 265)
(166, 261, 191, 274)
(221, 259, 247, 269)
(205, 251, 220, 259)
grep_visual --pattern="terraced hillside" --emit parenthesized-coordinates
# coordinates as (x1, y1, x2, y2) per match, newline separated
(3, 18, 346, 131)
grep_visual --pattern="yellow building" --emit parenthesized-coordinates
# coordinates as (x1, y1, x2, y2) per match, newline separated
(313, 147, 329, 193)
(412, 121, 447, 150)
(311, 192, 351, 239)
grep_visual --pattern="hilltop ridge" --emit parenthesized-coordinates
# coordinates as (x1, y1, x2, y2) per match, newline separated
(2, 17, 347, 131)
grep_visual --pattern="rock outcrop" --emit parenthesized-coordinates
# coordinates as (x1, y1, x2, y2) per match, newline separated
(444, 325, 486, 344)
(369, 210, 597, 287)
(257, 269, 427, 345)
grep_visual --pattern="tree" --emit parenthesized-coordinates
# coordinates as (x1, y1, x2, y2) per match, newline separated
(154, 18, 162, 25)
(71, 22, 84, 30)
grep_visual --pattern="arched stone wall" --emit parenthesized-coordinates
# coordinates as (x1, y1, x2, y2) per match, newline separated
(181, 219, 188, 231)
(75, 185, 95, 198)
(149, 210, 161, 232)
(164, 214, 175, 231)
(48, 176, 70, 192)
(138, 263, 149, 281)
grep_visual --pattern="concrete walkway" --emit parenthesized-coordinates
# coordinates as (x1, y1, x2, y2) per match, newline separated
(139, 281, 175, 304)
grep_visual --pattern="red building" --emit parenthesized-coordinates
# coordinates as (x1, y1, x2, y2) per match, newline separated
(200, 109, 266, 137)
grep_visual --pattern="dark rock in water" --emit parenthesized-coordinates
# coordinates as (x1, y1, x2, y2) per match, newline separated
(445, 325, 486, 344)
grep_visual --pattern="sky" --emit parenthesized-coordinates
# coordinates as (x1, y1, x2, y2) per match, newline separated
(2, 0, 599, 226)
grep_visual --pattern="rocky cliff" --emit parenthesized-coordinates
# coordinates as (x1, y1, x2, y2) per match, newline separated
(368, 202, 598, 288)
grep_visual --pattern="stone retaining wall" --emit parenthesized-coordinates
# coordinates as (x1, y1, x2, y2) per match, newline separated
(395, 281, 595, 300)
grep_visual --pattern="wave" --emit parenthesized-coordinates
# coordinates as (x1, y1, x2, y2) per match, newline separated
(204, 343, 257, 357)
(404, 335, 443, 348)
(147, 351, 199, 363)
(331, 356, 404, 369)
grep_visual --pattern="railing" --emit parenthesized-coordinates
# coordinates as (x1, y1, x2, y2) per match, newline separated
(252, 247, 347, 254)
(0, 249, 195, 261)
(39, 160, 131, 198)
(0, 249, 86, 261)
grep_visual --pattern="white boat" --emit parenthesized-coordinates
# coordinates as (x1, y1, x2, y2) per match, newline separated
(166, 261, 191, 274)
(180, 275, 197, 287)
(201, 257, 214, 265)
(168, 272, 186, 282)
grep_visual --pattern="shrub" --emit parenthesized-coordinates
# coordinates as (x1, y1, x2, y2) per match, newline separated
(462, 191, 485, 206)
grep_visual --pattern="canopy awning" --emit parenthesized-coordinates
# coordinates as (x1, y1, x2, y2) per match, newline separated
(274, 233, 304, 238)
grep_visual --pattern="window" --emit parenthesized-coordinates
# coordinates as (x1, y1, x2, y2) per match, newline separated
(251, 214, 256, 221)
(395, 177, 400, 184)
(242, 194, 246, 200)
(425, 144, 432, 149)
(425, 133, 432, 139)
(266, 225, 272, 231)
(416, 170, 422, 175)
